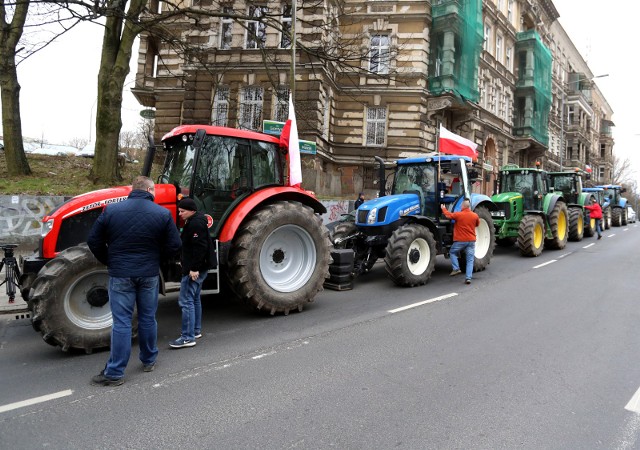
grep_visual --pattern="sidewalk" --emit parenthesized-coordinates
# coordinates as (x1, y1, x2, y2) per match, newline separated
(0, 267, 29, 315)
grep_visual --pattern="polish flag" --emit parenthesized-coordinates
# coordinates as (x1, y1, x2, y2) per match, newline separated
(279, 93, 302, 188)
(585, 164, 593, 173)
(439, 125, 478, 161)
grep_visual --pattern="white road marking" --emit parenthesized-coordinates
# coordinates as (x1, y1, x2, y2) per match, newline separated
(558, 252, 572, 258)
(533, 260, 557, 269)
(624, 228, 629, 231)
(609, 234, 616, 238)
(583, 243, 595, 249)
(252, 351, 276, 360)
(0, 389, 73, 414)
(625, 386, 640, 413)
(388, 293, 458, 314)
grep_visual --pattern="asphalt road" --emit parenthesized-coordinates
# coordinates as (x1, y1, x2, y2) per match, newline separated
(1, 225, 640, 449)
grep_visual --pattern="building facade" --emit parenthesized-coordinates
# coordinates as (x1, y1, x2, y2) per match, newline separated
(132, 0, 615, 197)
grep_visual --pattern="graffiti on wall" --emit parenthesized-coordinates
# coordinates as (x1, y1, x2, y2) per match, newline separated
(0, 196, 66, 239)
(320, 200, 351, 224)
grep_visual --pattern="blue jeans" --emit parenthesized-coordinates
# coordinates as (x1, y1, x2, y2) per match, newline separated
(104, 276, 159, 379)
(595, 218, 602, 236)
(450, 241, 475, 280)
(178, 271, 208, 341)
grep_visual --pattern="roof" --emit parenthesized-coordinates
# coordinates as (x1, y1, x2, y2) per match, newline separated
(161, 125, 280, 144)
(595, 184, 622, 189)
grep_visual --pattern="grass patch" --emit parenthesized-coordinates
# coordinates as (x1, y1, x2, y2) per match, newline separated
(0, 154, 141, 196)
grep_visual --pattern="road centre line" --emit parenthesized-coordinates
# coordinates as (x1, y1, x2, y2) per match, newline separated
(388, 293, 458, 314)
(583, 243, 595, 249)
(533, 260, 557, 269)
(558, 252, 572, 258)
(625, 386, 640, 413)
(609, 234, 616, 238)
(0, 389, 73, 414)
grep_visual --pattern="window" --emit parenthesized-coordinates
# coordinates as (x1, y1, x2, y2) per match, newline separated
(365, 107, 386, 146)
(239, 86, 264, 130)
(507, 0, 514, 22)
(600, 143, 606, 158)
(497, 0, 504, 12)
(220, 7, 233, 49)
(323, 96, 331, 140)
(274, 86, 290, 122)
(369, 34, 390, 74)
(211, 87, 229, 127)
(484, 24, 492, 52)
(280, 5, 292, 48)
(245, 5, 267, 49)
(567, 106, 574, 125)
(496, 35, 503, 64)
(599, 166, 605, 180)
(506, 47, 512, 71)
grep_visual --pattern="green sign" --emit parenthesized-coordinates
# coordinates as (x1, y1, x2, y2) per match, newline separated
(299, 140, 316, 155)
(263, 120, 285, 136)
(140, 109, 156, 119)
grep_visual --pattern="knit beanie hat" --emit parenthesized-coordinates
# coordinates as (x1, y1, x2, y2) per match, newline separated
(178, 197, 197, 212)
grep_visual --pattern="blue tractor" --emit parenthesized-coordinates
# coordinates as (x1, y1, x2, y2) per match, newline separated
(332, 155, 496, 287)
(596, 184, 628, 227)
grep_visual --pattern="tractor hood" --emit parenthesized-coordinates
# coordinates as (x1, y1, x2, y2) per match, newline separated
(491, 192, 522, 203)
(356, 194, 421, 226)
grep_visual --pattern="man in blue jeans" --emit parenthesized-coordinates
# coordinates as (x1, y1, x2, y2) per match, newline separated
(170, 197, 210, 349)
(440, 199, 480, 284)
(87, 176, 181, 386)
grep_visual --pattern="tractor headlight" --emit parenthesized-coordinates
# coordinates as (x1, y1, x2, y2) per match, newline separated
(367, 208, 378, 224)
(41, 219, 54, 237)
(492, 211, 505, 217)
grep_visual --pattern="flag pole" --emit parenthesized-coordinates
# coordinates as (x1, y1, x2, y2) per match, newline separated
(290, 0, 296, 103)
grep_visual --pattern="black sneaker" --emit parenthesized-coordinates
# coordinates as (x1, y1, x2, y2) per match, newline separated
(91, 371, 124, 387)
(195, 331, 202, 339)
(465, 278, 471, 285)
(169, 337, 196, 349)
(143, 363, 155, 372)
(597, 235, 602, 240)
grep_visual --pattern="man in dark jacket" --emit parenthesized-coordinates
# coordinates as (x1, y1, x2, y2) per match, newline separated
(87, 176, 182, 386)
(170, 197, 210, 349)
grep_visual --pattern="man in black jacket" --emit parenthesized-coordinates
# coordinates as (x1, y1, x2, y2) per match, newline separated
(87, 176, 182, 386)
(170, 197, 210, 349)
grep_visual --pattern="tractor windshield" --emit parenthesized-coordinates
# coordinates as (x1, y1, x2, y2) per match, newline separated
(501, 171, 534, 195)
(602, 188, 618, 204)
(550, 175, 575, 196)
(393, 164, 437, 216)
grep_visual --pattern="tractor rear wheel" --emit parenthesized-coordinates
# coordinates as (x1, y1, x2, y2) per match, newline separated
(472, 206, 495, 271)
(517, 215, 544, 257)
(604, 208, 612, 229)
(583, 212, 596, 237)
(612, 207, 622, 227)
(384, 224, 436, 287)
(29, 244, 123, 353)
(228, 201, 331, 315)
(544, 201, 568, 249)
(568, 207, 584, 241)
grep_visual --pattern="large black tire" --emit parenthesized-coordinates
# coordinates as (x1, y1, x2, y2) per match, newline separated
(544, 201, 568, 249)
(384, 224, 436, 287)
(568, 207, 584, 241)
(517, 215, 545, 257)
(227, 201, 331, 315)
(583, 211, 596, 238)
(612, 207, 622, 227)
(622, 208, 628, 226)
(472, 206, 495, 271)
(29, 244, 119, 353)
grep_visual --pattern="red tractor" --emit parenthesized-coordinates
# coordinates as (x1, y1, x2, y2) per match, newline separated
(20, 126, 331, 353)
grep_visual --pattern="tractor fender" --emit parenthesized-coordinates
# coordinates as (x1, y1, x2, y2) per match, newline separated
(469, 194, 496, 212)
(218, 186, 325, 243)
(619, 198, 628, 208)
(545, 195, 565, 216)
(401, 215, 441, 242)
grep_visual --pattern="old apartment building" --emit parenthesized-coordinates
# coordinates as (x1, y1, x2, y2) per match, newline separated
(132, 0, 614, 197)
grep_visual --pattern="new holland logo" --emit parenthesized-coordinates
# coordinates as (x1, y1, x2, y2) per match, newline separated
(400, 204, 420, 216)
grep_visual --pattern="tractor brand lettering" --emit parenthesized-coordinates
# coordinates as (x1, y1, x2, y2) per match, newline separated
(401, 204, 420, 216)
(80, 196, 127, 212)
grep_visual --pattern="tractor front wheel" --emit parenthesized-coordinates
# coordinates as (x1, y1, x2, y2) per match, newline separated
(472, 206, 495, 271)
(583, 211, 596, 238)
(228, 201, 331, 315)
(544, 201, 569, 249)
(384, 224, 436, 287)
(29, 244, 119, 353)
(612, 207, 622, 227)
(517, 215, 545, 257)
(568, 207, 584, 241)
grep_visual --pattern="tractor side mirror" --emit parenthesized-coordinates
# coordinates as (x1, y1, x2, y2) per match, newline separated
(468, 169, 480, 180)
(450, 159, 463, 175)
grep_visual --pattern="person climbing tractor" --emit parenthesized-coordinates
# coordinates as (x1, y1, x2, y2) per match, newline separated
(440, 198, 480, 285)
(584, 195, 603, 240)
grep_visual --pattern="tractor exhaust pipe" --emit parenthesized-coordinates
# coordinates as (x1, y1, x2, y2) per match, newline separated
(374, 156, 386, 198)
(141, 134, 156, 177)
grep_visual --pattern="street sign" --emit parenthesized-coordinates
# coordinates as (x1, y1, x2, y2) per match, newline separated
(263, 120, 285, 136)
(140, 109, 156, 119)
(299, 140, 316, 155)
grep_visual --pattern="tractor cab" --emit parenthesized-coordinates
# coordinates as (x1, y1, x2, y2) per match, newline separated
(548, 170, 587, 206)
(498, 166, 548, 211)
(159, 126, 284, 235)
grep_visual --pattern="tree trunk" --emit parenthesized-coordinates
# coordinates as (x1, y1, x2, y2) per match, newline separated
(89, 0, 146, 185)
(0, 0, 31, 176)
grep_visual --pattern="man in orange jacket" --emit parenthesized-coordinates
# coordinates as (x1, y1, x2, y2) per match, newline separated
(440, 198, 479, 284)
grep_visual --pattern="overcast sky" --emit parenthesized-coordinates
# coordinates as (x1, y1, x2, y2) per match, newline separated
(3, 2, 638, 180)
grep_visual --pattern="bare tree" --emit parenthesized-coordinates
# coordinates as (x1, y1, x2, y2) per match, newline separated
(67, 136, 89, 149)
(611, 153, 633, 186)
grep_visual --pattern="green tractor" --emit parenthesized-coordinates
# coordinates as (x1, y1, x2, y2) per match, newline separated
(548, 170, 591, 239)
(491, 165, 569, 256)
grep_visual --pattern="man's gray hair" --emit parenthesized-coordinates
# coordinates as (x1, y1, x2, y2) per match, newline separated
(132, 175, 154, 191)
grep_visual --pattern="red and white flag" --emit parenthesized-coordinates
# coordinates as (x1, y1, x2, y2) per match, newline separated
(585, 164, 593, 173)
(438, 125, 478, 161)
(279, 93, 302, 188)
